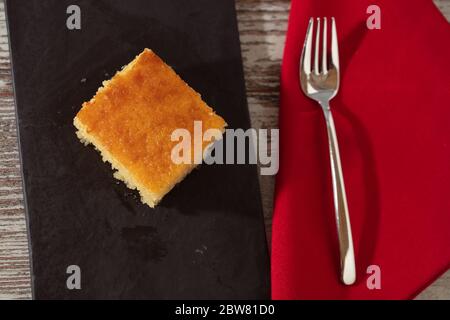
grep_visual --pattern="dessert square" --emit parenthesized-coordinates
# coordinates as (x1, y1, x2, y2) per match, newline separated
(74, 49, 226, 208)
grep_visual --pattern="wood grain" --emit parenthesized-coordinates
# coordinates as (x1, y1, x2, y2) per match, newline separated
(0, 0, 449, 299)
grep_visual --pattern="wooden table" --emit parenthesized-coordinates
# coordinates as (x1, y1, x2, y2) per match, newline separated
(1, 0, 449, 299)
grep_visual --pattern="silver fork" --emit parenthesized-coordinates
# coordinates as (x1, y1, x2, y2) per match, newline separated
(299, 17, 356, 285)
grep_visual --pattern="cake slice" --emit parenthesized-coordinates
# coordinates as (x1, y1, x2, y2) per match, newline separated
(74, 49, 227, 208)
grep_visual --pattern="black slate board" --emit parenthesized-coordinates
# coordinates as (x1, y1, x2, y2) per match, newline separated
(5, 0, 269, 299)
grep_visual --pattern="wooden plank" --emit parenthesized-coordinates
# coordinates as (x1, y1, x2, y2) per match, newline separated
(0, 0, 449, 299)
(0, 0, 30, 298)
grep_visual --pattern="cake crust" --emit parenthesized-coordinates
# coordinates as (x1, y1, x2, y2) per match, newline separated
(74, 49, 226, 207)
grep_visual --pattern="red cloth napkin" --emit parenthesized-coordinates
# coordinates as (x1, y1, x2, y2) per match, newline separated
(272, 0, 450, 299)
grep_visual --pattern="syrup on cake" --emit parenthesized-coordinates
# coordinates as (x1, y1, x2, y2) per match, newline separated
(74, 49, 226, 208)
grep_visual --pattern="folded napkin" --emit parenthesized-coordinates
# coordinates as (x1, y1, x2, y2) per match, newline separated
(272, 0, 450, 299)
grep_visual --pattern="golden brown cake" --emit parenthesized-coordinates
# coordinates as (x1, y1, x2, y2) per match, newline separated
(74, 48, 226, 208)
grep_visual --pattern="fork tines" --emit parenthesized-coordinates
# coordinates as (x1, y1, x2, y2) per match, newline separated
(301, 17, 339, 76)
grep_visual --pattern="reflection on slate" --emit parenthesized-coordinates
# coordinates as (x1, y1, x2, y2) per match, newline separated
(5, 0, 269, 299)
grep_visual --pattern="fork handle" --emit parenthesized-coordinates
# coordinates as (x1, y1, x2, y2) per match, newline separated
(321, 103, 356, 285)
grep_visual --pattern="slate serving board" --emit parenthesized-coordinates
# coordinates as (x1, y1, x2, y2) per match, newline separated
(5, 0, 269, 299)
